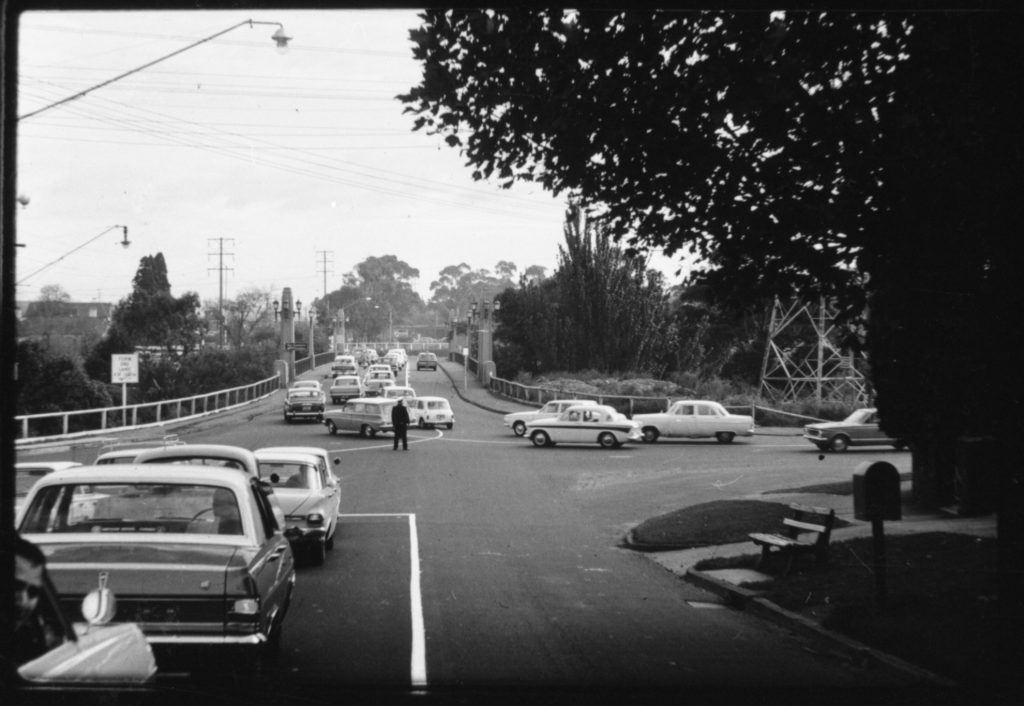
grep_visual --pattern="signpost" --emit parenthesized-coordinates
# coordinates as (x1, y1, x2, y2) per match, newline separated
(111, 353, 139, 427)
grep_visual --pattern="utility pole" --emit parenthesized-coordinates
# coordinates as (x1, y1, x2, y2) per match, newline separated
(316, 250, 333, 351)
(208, 238, 235, 347)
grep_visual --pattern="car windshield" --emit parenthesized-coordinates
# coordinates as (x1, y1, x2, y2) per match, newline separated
(19, 483, 241, 535)
(259, 463, 316, 489)
(845, 409, 876, 424)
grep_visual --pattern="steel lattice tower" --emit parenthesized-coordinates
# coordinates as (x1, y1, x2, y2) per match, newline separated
(759, 298, 869, 406)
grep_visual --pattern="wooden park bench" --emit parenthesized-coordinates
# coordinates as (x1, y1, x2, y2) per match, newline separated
(749, 503, 836, 575)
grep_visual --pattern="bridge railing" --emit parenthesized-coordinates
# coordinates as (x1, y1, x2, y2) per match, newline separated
(16, 374, 281, 444)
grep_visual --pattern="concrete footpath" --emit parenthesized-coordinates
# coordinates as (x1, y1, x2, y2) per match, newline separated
(434, 356, 999, 685)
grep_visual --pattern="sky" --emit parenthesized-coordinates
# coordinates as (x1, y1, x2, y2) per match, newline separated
(14, 8, 685, 310)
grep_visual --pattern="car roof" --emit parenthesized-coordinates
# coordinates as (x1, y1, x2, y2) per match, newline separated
(547, 399, 597, 405)
(134, 444, 258, 465)
(254, 450, 322, 464)
(347, 397, 397, 405)
(411, 395, 448, 402)
(27, 463, 253, 490)
(15, 461, 82, 472)
(256, 446, 329, 458)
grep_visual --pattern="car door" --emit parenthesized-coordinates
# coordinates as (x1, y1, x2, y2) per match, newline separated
(850, 411, 884, 445)
(246, 481, 294, 636)
(667, 403, 696, 437)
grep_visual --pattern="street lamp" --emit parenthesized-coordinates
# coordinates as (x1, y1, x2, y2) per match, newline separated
(16, 225, 130, 286)
(307, 307, 317, 359)
(18, 19, 291, 121)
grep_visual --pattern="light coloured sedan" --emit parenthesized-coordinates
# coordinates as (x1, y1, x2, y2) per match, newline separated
(524, 404, 641, 448)
(329, 375, 363, 404)
(18, 465, 296, 668)
(254, 449, 340, 566)
(503, 399, 598, 437)
(632, 400, 755, 443)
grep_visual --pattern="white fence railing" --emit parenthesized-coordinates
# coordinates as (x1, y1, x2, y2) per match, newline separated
(16, 374, 281, 444)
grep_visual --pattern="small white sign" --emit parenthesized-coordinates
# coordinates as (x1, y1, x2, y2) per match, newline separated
(111, 353, 139, 384)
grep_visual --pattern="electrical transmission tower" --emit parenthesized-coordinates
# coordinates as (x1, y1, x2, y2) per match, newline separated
(759, 297, 869, 406)
(208, 237, 235, 347)
(316, 250, 334, 345)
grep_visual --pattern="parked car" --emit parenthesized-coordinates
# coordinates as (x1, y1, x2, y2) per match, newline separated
(632, 400, 755, 444)
(416, 352, 438, 371)
(803, 408, 903, 452)
(329, 375, 363, 404)
(363, 369, 396, 397)
(524, 404, 642, 448)
(330, 355, 358, 377)
(503, 399, 599, 437)
(381, 385, 417, 401)
(283, 387, 325, 423)
(17, 465, 296, 669)
(254, 449, 340, 565)
(15, 462, 82, 523)
(323, 397, 397, 438)
(407, 396, 454, 429)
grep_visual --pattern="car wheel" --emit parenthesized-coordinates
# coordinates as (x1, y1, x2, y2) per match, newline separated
(512, 421, 527, 437)
(893, 440, 908, 451)
(368, 428, 378, 438)
(641, 427, 659, 443)
(715, 432, 736, 444)
(829, 434, 850, 452)
(326, 420, 337, 435)
(359, 424, 370, 438)
(418, 418, 426, 428)
(325, 525, 335, 551)
(598, 432, 617, 448)
(332, 397, 339, 405)
(446, 423, 453, 430)
(531, 430, 551, 447)
(284, 416, 292, 424)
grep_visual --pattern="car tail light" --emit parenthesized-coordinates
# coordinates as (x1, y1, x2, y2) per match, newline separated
(307, 513, 324, 526)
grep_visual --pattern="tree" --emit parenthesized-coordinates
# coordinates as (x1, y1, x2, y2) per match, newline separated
(494, 203, 668, 376)
(400, 10, 897, 315)
(84, 254, 206, 381)
(16, 340, 112, 417)
(28, 284, 73, 319)
(205, 287, 274, 349)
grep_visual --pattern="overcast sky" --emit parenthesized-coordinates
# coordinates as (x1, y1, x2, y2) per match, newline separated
(15, 8, 683, 310)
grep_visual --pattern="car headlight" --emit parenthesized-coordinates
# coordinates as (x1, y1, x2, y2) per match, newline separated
(307, 513, 324, 526)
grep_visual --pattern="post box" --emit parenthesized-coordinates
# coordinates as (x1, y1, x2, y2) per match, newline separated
(853, 461, 902, 521)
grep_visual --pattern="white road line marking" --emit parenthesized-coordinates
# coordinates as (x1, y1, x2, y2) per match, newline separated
(408, 513, 427, 687)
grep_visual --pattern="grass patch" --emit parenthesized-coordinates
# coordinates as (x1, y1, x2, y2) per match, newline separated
(628, 499, 850, 549)
(694, 533, 1022, 693)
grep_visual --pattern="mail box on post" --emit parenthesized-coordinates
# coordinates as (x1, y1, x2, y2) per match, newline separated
(853, 461, 902, 521)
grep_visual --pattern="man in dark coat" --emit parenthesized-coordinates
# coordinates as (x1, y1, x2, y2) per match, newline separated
(391, 398, 410, 450)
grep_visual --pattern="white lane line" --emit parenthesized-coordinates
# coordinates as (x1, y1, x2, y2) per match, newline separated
(335, 512, 428, 686)
(408, 513, 427, 687)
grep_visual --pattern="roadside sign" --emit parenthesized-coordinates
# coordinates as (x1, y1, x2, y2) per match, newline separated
(111, 353, 139, 384)
(285, 342, 308, 352)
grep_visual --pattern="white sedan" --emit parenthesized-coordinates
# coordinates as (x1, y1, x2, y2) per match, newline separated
(503, 399, 598, 437)
(632, 400, 754, 443)
(524, 404, 641, 448)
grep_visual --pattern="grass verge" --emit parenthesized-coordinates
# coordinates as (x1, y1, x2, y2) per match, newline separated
(627, 493, 1021, 698)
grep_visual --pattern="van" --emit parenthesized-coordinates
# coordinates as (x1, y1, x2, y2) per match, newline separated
(323, 397, 397, 437)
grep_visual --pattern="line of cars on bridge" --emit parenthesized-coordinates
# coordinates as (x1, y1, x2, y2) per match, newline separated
(13, 440, 347, 684)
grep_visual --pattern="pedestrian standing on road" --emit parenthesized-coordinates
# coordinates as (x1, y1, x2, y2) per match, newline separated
(392, 398, 410, 450)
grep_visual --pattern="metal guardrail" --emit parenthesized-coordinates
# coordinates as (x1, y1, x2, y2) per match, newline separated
(15, 374, 281, 444)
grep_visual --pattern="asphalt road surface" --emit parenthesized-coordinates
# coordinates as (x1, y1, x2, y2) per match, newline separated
(19, 366, 915, 698)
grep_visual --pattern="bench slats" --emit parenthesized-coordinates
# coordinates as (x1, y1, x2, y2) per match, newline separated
(783, 518, 827, 533)
(748, 503, 836, 575)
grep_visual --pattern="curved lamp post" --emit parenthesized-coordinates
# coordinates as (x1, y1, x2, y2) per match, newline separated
(18, 19, 291, 121)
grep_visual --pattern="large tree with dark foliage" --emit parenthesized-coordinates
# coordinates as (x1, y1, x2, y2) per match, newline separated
(402, 9, 1024, 599)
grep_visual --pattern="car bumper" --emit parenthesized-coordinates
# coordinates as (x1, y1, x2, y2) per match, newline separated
(286, 408, 324, 418)
(284, 526, 328, 544)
